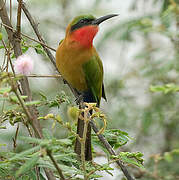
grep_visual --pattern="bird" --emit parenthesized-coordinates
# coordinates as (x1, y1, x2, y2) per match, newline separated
(56, 14, 118, 161)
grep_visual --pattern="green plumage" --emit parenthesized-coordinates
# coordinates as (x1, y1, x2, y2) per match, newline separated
(71, 15, 96, 26)
(82, 55, 103, 105)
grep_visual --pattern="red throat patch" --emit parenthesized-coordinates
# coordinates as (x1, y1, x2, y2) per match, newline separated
(70, 25, 99, 48)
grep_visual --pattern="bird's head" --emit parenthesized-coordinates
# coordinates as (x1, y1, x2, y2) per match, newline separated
(66, 14, 118, 48)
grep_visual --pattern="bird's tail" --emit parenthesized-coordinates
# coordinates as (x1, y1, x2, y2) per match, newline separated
(74, 114, 92, 161)
(74, 90, 100, 161)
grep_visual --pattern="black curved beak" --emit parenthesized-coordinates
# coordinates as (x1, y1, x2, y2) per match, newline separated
(92, 14, 118, 25)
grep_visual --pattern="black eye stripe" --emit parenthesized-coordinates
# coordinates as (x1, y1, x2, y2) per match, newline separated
(80, 18, 91, 23)
(71, 18, 94, 31)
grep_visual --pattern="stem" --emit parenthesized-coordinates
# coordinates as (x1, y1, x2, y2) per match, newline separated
(80, 110, 88, 180)
(12, 123, 19, 151)
(90, 120, 135, 180)
(46, 150, 65, 180)
(16, 0, 22, 37)
(26, 74, 62, 78)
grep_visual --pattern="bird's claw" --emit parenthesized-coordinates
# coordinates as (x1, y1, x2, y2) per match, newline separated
(75, 95, 83, 105)
(63, 79, 68, 84)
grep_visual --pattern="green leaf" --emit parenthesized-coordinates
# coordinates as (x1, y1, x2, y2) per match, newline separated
(39, 92, 47, 100)
(19, 136, 43, 145)
(21, 46, 29, 53)
(53, 153, 77, 163)
(15, 155, 39, 177)
(0, 87, 11, 94)
(42, 128, 53, 139)
(160, 5, 174, 28)
(9, 145, 40, 161)
(0, 32, 2, 40)
(9, 95, 28, 103)
(34, 44, 45, 55)
(150, 84, 179, 94)
(164, 152, 173, 163)
(112, 152, 144, 168)
(48, 92, 70, 108)
(24, 100, 42, 106)
(0, 143, 6, 147)
(103, 129, 130, 149)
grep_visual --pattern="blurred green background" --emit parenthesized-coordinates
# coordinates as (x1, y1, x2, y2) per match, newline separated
(0, 0, 179, 179)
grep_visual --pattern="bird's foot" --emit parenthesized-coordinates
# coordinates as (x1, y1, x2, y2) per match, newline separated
(75, 95, 84, 105)
(63, 79, 68, 84)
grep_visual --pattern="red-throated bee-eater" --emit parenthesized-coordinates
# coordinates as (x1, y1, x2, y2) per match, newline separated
(56, 14, 118, 160)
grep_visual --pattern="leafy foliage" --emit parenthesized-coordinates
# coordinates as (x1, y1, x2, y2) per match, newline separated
(0, 0, 179, 179)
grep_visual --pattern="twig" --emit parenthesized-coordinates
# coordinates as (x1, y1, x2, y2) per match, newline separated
(1, 22, 56, 51)
(1, 39, 23, 96)
(12, 123, 19, 151)
(1, 39, 15, 74)
(35, 166, 40, 180)
(21, 32, 56, 51)
(46, 150, 65, 180)
(9, 0, 12, 23)
(16, 0, 22, 37)
(90, 120, 135, 180)
(26, 74, 62, 78)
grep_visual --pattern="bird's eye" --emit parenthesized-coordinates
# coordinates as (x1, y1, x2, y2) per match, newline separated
(79, 19, 86, 23)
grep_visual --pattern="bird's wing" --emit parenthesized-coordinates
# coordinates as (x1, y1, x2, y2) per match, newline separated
(82, 55, 103, 106)
(58, 39, 64, 45)
(102, 83, 107, 101)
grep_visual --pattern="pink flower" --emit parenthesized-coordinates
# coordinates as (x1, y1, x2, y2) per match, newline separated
(14, 54, 34, 75)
